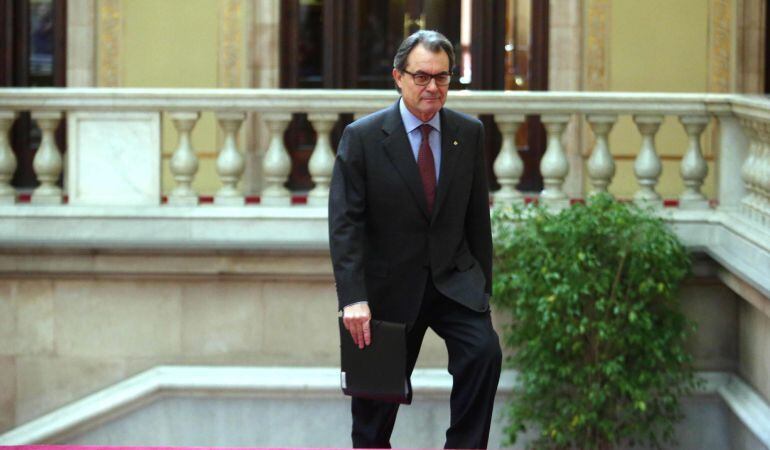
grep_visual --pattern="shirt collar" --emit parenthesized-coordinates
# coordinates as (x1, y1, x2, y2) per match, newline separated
(399, 97, 441, 134)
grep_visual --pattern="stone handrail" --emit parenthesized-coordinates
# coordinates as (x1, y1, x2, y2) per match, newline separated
(0, 89, 768, 221)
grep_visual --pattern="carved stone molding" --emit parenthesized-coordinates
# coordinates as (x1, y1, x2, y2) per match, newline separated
(709, 0, 732, 93)
(97, 0, 122, 87)
(219, 0, 246, 88)
(585, 0, 610, 91)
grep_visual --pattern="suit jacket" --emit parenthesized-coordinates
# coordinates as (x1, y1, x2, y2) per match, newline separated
(329, 100, 493, 325)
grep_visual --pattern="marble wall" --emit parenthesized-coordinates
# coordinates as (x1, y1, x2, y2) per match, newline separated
(0, 250, 749, 435)
(0, 250, 455, 432)
(739, 300, 770, 403)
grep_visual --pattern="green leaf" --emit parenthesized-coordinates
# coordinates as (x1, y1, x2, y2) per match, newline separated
(491, 194, 695, 449)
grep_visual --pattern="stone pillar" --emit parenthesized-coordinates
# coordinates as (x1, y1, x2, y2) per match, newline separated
(586, 114, 617, 195)
(260, 112, 292, 206)
(0, 111, 18, 204)
(169, 112, 201, 206)
(715, 114, 748, 210)
(31, 111, 64, 205)
(738, 118, 760, 220)
(678, 115, 710, 209)
(215, 112, 247, 206)
(307, 113, 337, 207)
(492, 114, 526, 205)
(539, 114, 571, 210)
(632, 114, 664, 209)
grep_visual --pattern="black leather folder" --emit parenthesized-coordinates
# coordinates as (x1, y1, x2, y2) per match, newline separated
(339, 318, 412, 404)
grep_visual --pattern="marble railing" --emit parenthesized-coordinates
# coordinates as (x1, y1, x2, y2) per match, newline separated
(0, 89, 768, 223)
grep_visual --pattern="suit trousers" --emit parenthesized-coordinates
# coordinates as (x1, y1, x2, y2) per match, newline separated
(351, 277, 502, 449)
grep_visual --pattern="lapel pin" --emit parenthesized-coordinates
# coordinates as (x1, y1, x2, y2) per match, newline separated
(453, 140, 458, 146)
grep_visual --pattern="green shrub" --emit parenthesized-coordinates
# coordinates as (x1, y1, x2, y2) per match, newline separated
(492, 194, 699, 450)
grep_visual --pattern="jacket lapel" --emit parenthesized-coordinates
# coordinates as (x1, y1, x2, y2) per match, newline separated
(381, 102, 430, 220)
(431, 109, 462, 223)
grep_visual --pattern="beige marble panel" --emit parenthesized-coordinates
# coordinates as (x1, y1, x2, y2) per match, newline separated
(253, 0, 279, 26)
(261, 281, 338, 364)
(227, 254, 332, 277)
(252, 24, 278, 71)
(254, 67, 279, 88)
(15, 356, 126, 423)
(54, 279, 182, 358)
(67, 0, 96, 87)
(413, 329, 449, 368)
(15, 280, 55, 355)
(735, 0, 766, 93)
(0, 281, 15, 356)
(681, 282, 739, 371)
(0, 356, 16, 432)
(181, 280, 264, 356)
(739, 301, 770, 402)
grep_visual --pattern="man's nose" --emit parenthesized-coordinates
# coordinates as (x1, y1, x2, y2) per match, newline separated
(425, 77, 438, 90)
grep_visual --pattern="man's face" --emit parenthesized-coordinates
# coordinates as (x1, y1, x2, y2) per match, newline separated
(392, 44, 450, 122)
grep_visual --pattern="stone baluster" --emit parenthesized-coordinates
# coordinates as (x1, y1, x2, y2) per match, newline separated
(260, 113, 293, 206)
(492, 114, 525, 204)
(539, 114, 571, 210)
(756, 122, 770, 226)
(214, 112, 246, 205)
(739, 118, 761, 220)
(0, 111, 18, 204)
(169, 112, 200, 206)
(586, 115, 617, 195)
(307, 113, 338, 206)
(31, 111, 63, 204)
(678, 115, 710, 209)
(632, 115, 664, 209)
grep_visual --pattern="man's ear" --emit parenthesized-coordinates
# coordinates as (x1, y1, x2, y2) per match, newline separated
(392, 68, 403, 90)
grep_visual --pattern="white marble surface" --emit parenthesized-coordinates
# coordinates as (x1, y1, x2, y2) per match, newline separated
(0, 88, 751, 116)
(67, 112, 160, 206)
(0, 366, 755, 450)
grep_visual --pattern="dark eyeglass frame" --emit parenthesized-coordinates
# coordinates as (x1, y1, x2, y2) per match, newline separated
(401, 69, 452, 86)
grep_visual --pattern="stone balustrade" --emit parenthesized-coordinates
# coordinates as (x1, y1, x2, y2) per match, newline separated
(0, 89, 768, 222)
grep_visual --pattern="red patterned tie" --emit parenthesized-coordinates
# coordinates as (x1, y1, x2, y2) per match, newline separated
(418, 124, 436, 214)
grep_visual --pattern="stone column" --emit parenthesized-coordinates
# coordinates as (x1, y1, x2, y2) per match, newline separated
(0, 111, 18, 204)
(586, 114, 617, 195)
(307, 112, 337, 206)
(260, 112, 293, 206)
(715, 114, 748, 210)
(215, 112, 247, 205)
(539, 114, 571, 210)
(492, 114, 526, 205)
(169, 112, 201, 206)
(31, 111, 64, 205)
(632, 114, 664, 209)
(678, 115, 710, 209)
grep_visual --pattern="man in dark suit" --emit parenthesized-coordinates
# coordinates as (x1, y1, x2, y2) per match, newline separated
(329, 30, 501, 449)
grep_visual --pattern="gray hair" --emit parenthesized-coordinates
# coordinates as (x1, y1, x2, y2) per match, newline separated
(393, 30, 455, 74)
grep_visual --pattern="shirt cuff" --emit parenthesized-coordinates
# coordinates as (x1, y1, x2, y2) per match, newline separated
(342, 300, 368, 311)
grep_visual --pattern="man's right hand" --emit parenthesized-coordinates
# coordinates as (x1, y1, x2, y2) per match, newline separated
(342, 302, 372, 349)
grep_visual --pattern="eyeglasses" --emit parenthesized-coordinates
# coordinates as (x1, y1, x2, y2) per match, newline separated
(401, 70, 452, 86)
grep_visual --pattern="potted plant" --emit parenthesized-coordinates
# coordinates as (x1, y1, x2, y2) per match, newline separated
(491, 194, 699, 450)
